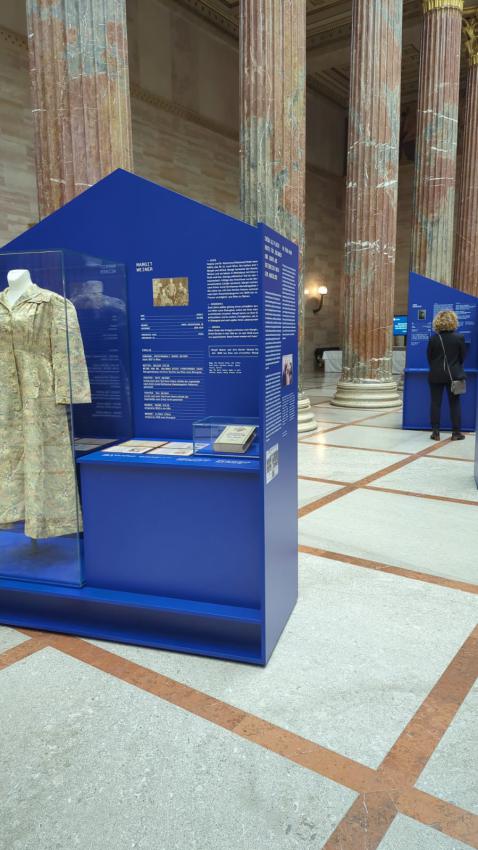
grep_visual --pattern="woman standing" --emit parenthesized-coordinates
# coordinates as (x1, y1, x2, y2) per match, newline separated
(427, 310, 466, 441)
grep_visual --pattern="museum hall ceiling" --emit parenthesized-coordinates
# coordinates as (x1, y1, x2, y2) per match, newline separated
(175, 0, 475, 107)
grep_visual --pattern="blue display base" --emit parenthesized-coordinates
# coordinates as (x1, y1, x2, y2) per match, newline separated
(79, 459, 263, 607)
(403, 371, 477, 432)
(0, 528, 82, 587)
(0, 579, 263, 664)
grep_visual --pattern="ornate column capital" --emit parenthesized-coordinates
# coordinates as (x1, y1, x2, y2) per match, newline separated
(463, 13, 478, 65)
(422, 0, 463, 12)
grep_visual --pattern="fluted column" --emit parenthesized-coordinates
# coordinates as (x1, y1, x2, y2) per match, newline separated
(240, 0, 316, 432)
(454, 13, 478, 295)
(332, 0, 403, 409)
(410, 0, 464, 284)
(27, 0, 133, 220)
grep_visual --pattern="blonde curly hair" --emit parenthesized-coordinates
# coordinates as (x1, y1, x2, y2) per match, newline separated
(433, 310, 459, 333)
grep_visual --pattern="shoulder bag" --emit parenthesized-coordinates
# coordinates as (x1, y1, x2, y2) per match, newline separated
(438, 333, 466, 395)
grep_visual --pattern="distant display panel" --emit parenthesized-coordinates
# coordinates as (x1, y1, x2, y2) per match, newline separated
(393, 315, 408, 336)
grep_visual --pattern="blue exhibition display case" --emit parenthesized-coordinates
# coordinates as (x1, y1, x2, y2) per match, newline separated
(0, 170, 299, 665)
(403, 272, 478, 432)
(0, 250, 131, 588)
(475, 392, 478, 488)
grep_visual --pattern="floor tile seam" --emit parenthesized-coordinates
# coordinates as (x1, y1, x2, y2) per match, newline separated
(352, 422, 406, 430)
(348, 408, 404, 424)
(31, 632, 478, 838)
(298, 422, 350, 442)
(397, 786, 478, 849)
(297, 438, 455, 519)
(316, 409, 406, 432)
(426, 454, 475, 464)
(321, 786, 478, 850)
(299, 417, 379, 442)
(9, 631, 478, 846)
(0, 636, 50, 670)
(363, 484, 478, 508)
(301, 440, 412, 457)
(297, 475, 353, 487)
(297, 484, 357, 518)
(320, 792, 398, 850)
(341, 436, 455, 489)
(298, 474, 350, 486)
(40, 632, 382, 795)
(377, 624, 478, 785)
(320, 623, 478, 849)
(298, 544, 478, 595)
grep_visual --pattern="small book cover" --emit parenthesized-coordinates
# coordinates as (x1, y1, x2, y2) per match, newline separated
(213, 425, 256, 454)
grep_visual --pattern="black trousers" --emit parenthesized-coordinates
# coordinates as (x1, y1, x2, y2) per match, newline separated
(429, 382, 461, 432)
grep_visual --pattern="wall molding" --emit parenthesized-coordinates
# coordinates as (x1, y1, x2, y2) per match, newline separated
(131, 82, 345, 184)
(130, 82, 238, 142)
(0, 23, 344, 186)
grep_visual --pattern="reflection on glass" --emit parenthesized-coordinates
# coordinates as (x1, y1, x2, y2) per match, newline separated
(0, 249, 132, 587)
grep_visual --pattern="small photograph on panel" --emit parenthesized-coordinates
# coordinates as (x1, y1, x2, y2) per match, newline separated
(282, 353, 294, 387)
(152, 277, 189, 307)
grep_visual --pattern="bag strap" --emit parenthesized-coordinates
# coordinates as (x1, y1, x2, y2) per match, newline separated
(438, 333, 454, 383)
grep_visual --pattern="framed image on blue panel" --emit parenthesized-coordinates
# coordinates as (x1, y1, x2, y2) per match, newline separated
(0, 170, 299, 665)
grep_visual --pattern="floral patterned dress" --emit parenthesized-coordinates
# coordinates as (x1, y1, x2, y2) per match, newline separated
(0, 283, 91, 538)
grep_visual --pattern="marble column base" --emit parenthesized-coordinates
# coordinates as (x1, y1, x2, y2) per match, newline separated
(331, 380, 402, 410)
(298, 394, 318, 434)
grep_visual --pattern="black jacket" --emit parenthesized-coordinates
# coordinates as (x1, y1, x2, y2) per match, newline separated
(427, 331, 466, 384)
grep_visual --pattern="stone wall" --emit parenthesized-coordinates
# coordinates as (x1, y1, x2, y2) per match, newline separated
(0, 28, 38, 246)
(132, 94, 240, 218)
(0, 2, 348, 369)
(303, 170, 345, 370)
(0, 3, 425, 375)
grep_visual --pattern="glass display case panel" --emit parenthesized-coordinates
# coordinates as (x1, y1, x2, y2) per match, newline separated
(193, 416, 260, 458)
(62, 250, 132, 447)
(0, 249, 132, 587)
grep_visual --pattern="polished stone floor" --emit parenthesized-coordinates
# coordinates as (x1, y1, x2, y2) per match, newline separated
(1, 374, 477, 849)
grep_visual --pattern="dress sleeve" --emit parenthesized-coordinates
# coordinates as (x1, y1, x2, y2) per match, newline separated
(51, 296, 92, 405)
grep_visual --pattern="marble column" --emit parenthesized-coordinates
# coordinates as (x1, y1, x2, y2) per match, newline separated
(332, 0, 403, 409)
(454, 13, 478, 295)
(410, 0, 464, 284)
(240, 0, 316, 432)
(26, 0, 133, 220)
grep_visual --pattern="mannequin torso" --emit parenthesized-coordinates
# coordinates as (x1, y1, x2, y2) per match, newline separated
(5, 269, 33, 307)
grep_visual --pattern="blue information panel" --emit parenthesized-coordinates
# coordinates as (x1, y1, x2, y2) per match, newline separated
(475, 393, 478, 487)
(260, 226, 299, 658)
(403, 273, 478, 431)
(393, 315, 407, 336)
(0, 170, 299, 665)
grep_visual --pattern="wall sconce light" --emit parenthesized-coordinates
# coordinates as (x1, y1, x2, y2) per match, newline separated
(304, 284, 328, 314)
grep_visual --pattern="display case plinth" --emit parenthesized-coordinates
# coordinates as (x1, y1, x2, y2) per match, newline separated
(0, 580, 263, 664)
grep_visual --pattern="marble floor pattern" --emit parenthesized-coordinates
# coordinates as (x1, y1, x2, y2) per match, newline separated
(1, 375, 478, 850)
